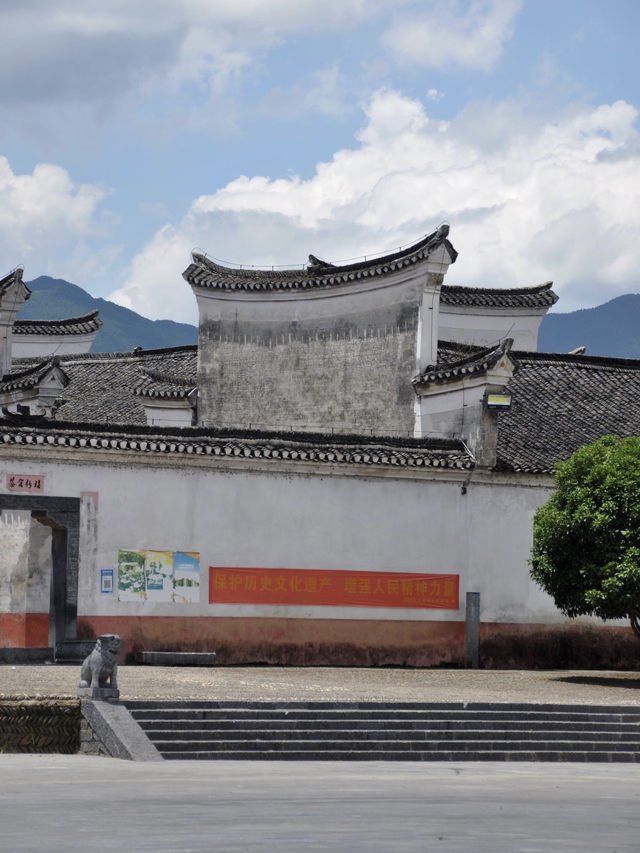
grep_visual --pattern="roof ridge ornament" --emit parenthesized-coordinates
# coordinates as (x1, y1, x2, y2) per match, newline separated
(307, 254, 336, 272)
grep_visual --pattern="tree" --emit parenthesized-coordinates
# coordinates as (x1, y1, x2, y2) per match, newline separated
(530, 435, 640, 640)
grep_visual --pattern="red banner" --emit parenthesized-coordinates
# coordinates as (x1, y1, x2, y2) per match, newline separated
(209, 567, 458, 610)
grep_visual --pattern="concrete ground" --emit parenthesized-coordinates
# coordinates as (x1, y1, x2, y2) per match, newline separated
(1, 755, 639, 852)
(2, 666, 640, 851)
(1, 663, 640, 704)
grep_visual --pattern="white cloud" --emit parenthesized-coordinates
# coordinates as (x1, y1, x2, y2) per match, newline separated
(382, 0, 523, 71)
(0, 1, 398, 107)
(0, 157, 111, 281)
(112, 89, 640, 322)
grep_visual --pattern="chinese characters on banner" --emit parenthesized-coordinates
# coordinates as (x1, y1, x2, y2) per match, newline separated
(209, 567, 459, 610)
(6, 474, 44, 493)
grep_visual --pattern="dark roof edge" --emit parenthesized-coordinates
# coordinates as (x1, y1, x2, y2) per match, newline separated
(14, 309, 101, 332)
(415, 339, 513, 387)
(0, 421, 474, 470)
(0, 418, 463, 447)
(443, 281, 555, 298)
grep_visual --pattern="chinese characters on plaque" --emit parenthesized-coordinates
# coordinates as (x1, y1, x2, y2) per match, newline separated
(6, 474, 45, 493)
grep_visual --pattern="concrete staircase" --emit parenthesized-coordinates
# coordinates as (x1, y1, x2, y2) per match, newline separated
(125, 701, 640, 762)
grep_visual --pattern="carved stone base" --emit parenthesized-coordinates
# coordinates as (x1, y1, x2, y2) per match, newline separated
(77, 686, 120, 701)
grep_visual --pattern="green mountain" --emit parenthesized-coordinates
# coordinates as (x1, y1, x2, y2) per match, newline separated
(20, 276, 197, 353)
(539, 294, 640, 358)
(17, 275, 640, 360)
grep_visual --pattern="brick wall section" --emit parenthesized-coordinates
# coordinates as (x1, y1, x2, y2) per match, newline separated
(0, 699, 80, 753)
(198, 325, 417, 435)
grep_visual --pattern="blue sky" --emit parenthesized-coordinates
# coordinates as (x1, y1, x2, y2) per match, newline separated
(1, 0, 639, 323)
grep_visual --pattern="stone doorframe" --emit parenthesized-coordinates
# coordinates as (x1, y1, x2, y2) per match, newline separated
(0, 494, 80, 653)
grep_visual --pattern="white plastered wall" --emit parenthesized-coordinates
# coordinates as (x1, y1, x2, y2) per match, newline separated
(0, 451, 566, 628)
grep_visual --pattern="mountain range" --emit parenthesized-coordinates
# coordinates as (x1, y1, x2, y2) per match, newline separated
(537, 294, 640, 359)
(18, 276, 640, 359)
(20, 276, 197, 352)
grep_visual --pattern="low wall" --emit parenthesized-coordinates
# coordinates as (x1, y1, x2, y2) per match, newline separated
(0, 699, 80, 753)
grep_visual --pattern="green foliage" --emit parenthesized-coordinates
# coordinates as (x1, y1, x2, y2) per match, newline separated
(530, 435, 640, 628)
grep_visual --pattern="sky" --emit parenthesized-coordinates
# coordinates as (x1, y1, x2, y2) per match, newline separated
(1, 0, 639, 324)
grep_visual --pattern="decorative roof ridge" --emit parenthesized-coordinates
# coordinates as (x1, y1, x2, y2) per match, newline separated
(0, 268, 29, 299)
(511, 350, 640, 369)
(13, 309, 102, 335)
(184, 225, 457, 293)
(415, 339, 513, 388)
(0, 421, 475, 470)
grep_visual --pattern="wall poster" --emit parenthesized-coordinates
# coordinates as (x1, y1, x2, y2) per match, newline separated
(118, 550, 200, 603)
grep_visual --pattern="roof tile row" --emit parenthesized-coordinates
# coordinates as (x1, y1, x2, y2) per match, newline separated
(13, 310, 102, 336)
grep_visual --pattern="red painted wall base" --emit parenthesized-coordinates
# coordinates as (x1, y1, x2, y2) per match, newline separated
(76, 615, 638, 669)
(0, 613, 49, 648)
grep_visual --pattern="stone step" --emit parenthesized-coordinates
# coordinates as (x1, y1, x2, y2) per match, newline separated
(154, 737, 640, 752)
(160, 749, 640, 762)
(125, 701, 640, 763)
(132, 716, 640, 733)
(142, 727, 640, 743)
(129, 708, 640, 725)
(124, 700, 640, 714)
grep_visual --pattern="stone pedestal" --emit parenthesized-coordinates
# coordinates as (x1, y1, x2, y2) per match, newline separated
(77, 686, 120, 701)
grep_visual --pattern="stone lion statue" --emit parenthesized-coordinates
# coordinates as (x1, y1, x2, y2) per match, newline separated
(79, 634, 121, 691)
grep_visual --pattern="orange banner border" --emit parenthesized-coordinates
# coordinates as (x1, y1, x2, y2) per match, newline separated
(209, 567, 459, 610)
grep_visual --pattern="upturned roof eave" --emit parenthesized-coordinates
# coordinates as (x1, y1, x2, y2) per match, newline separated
(183, 226, 456, 293)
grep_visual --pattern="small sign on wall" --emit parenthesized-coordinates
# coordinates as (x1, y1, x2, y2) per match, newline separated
(101, 569, 114, 594)
(6, 474, 45, 493)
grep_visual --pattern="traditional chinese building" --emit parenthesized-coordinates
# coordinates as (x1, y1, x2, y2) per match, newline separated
(1, 228, 639, 665)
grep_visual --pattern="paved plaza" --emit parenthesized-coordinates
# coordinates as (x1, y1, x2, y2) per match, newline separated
(1, 755, 639, 852)
(1, 666, 640, 851)
(2, 664, 640, 704)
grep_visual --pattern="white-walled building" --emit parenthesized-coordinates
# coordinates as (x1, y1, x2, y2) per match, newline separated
(0, 230, 637, 664)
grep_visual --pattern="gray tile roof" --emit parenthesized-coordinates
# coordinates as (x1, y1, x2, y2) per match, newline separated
(0, 358, 68, 393)
(414, 339, 512, 389)
(13, 310, 102, 336)
(0, 421, 474, 471)
(496, 351, 640, 473)
(9, 346, 197, 425)
(183, 225, 457, 293)
(133, 368, 196, 399)
(441, 281, 558, 309)
(5, 338, 640, 477)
